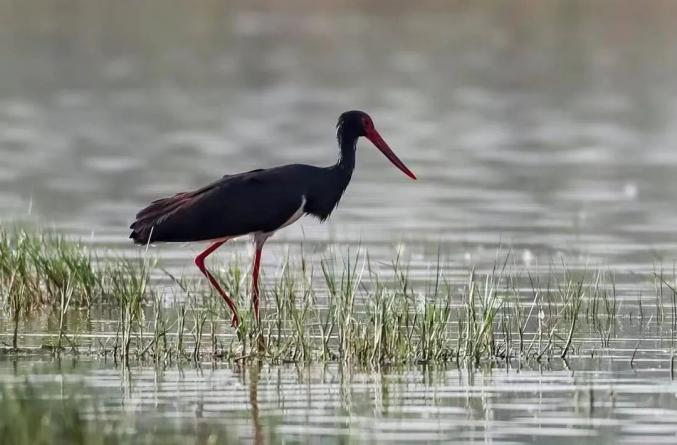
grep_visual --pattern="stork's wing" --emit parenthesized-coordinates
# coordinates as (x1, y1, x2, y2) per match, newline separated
(129, 168, 305, 244)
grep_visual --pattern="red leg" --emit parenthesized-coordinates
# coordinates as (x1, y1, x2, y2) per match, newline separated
(252, 246, 263, 323)
(252, 234, 270, 324)
(194, 240, 240, 327)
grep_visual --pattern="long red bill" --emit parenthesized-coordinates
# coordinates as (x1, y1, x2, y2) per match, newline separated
(365, 128, 417, 180)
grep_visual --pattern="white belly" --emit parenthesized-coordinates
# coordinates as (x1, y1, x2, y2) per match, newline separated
(253, 195, 306, 246)
(279, 195, 306, 229)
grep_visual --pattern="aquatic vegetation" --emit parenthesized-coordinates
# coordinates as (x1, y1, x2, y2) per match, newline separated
(0, 227, 102, 309)
(106, 257, 154, 361)
(1, 227, 676, 366)
(0, 227, 103, 349)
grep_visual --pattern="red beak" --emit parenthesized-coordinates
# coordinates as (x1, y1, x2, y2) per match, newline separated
(365, 127, 417, 180)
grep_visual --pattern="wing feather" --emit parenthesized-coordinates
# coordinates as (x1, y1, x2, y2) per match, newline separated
(129, 168, 305, 244)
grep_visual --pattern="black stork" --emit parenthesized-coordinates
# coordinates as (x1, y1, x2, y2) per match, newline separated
(129, 110, 416, 327)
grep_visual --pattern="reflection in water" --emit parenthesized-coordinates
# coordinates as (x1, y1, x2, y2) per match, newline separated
(2, 358, 676, 444)
(247, 362, 264, 445)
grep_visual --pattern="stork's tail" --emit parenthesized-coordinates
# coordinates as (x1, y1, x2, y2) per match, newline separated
(129, 192, 193, 244)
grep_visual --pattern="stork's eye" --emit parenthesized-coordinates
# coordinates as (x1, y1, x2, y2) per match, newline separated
(362, 117, 373, 130)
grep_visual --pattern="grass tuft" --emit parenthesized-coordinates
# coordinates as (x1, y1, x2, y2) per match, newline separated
(1, 226, 675, 366)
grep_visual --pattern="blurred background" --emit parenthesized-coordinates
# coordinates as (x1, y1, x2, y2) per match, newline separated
(2, 0, 677, 267)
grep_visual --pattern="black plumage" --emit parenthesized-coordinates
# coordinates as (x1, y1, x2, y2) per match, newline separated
(129, 110, 415, 327)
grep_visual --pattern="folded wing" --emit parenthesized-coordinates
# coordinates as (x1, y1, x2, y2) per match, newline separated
(129, 168, 305, 244)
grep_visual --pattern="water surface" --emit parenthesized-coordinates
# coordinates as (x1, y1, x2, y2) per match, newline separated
(4, 358, 677, 444)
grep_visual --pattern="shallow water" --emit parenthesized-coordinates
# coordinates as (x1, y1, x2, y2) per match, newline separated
(3, 357, 677, 444)
(3, 0, 677, 443)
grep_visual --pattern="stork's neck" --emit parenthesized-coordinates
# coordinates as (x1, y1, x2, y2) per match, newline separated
(304, 129, 357, 221)
(335, 130, 357, 176)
